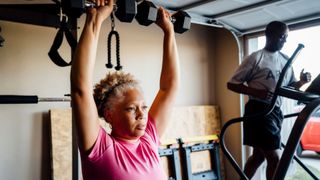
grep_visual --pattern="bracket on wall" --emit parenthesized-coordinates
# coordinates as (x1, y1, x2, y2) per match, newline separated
(0, 26, 4, 47)
(0, 4, 77, 30)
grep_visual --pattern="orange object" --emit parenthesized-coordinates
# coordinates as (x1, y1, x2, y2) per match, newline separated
(297, 111, 320, 156)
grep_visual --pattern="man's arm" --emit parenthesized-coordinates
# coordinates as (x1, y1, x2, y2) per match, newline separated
(149, 7, 180, 138)
(289, 69, 311, 89)
(227, 82, 271, 100)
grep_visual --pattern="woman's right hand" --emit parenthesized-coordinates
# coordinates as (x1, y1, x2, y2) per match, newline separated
(156, 7, 174, 34)
(87, 0, 114, 23)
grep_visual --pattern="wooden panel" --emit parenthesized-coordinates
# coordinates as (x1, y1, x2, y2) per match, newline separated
(161, 105, 220, 139)
(160, 106, 221, 176)
(50, 108, 72, 180)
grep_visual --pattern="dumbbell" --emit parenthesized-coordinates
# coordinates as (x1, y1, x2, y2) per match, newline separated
(84, 0, 137, 23)
(135, 0, 191, 34)
(114, 0, 137, 22)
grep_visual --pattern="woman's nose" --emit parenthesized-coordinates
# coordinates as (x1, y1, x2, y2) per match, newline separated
(136, 107, 146, 119)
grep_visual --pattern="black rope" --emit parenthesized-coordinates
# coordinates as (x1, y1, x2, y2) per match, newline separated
(106, 30, 121, 70)
(106, 13, 122, 71)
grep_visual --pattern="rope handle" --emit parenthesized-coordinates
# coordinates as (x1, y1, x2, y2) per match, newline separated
(106, 13, 122, 71)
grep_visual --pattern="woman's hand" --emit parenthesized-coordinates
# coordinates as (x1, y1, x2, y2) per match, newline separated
(86, 0, 114, 23)
(156, 7, 174, 34)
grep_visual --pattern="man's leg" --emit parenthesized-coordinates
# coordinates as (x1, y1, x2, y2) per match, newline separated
(263, 149, 280, 180)
(243, 148, 265, 179)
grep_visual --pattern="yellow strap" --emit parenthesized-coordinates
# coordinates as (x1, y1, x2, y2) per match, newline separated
(160, 134, 219, 146)
(182, 134, 219, 143)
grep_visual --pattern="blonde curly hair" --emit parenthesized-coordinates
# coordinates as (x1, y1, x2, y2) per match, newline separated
(93, 71, 141, 118)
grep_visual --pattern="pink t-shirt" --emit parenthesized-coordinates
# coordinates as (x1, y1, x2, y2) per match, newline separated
(80, 115, 167, 180)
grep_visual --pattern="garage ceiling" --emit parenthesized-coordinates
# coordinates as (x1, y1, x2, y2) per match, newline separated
(1, 0, 320, 36)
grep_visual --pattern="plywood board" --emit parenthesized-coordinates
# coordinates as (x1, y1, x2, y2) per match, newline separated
(161, 105, 220, 140)
(160, 106, 221, 176)
(50, 108, 72, 180)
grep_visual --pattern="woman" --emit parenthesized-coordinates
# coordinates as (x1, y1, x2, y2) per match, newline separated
(70, 0, 180, 179)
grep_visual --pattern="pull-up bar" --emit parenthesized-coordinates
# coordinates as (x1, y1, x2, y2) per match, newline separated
(0, 95, 71, 104)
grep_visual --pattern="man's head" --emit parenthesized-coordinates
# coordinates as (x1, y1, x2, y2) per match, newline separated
(265, 21, 288, 52)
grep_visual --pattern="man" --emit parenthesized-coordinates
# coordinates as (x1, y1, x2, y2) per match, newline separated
(227, 21, 311, 179)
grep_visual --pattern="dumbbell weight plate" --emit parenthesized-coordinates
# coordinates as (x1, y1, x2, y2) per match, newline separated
(172, 10, 191, 34)
(115, 0, 137, 23)
(135, 1, 158, 26)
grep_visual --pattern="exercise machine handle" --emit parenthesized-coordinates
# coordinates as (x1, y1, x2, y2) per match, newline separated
(0, 95, 38, 104)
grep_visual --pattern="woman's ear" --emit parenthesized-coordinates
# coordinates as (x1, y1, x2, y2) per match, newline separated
(104, 110, 113, 124)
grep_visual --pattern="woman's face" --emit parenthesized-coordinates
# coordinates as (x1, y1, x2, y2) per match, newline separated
(107, 88, 148, 142)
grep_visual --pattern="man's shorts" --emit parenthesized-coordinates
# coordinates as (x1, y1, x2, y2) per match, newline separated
(243, 100, 283, 150)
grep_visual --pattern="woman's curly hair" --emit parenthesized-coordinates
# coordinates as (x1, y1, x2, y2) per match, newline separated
(93, 71, 141, 118)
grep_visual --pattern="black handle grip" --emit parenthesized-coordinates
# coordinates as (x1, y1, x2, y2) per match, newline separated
(0, 95, 38, 104)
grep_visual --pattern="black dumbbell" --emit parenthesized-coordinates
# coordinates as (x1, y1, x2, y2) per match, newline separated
(135, 0, 191, 34)
(115, 0, 137, 23)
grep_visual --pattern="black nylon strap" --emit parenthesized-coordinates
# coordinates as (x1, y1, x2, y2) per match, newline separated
(48, 21, 77, 67)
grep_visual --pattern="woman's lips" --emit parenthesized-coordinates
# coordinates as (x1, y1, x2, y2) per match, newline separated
(136, 124, 146, 130)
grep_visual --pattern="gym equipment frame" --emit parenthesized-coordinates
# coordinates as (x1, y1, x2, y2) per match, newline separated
(159, 140, 182, 180)
(179, 135, 221, 180)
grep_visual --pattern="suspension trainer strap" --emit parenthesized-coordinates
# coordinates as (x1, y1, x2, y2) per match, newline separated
(48, 18, 77, 67)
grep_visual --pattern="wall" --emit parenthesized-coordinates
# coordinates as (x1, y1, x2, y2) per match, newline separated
(0, 14, 230, 180)
(213, 28, 243, 180)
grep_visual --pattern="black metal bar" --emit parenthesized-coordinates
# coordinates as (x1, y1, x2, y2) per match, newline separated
(72, 116, 79, 180)
(273, 99, 320, 179)
(172, 148, 182, 180)
(0, 4, 78, 29)
(220, 117, 249, 180)
(281, 143, 319, 179)
(181, 146, 193, 180)
(284, 112, 300, 119)
(211, 143, 221, 180)
(159, 146, 182, 180)
(0, 95, 38, 104)
(0, 95, 70, 104)
(0, 4, 60, 28)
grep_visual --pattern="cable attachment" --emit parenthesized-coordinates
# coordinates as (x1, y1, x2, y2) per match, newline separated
(48, 7, 77, 67)
(106, 13, 122, 71)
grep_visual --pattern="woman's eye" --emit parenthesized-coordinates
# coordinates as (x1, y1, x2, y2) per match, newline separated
(142, 106, 148, 111)
(126, 107, 136, 112)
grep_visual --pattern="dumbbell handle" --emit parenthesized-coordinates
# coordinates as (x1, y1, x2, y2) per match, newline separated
(85, 1, 113, 7)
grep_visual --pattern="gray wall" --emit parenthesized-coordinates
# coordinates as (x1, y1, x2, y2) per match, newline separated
(0, 14, 241, 180)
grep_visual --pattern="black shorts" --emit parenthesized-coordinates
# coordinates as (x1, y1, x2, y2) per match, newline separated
(243, 100, 283, 150)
